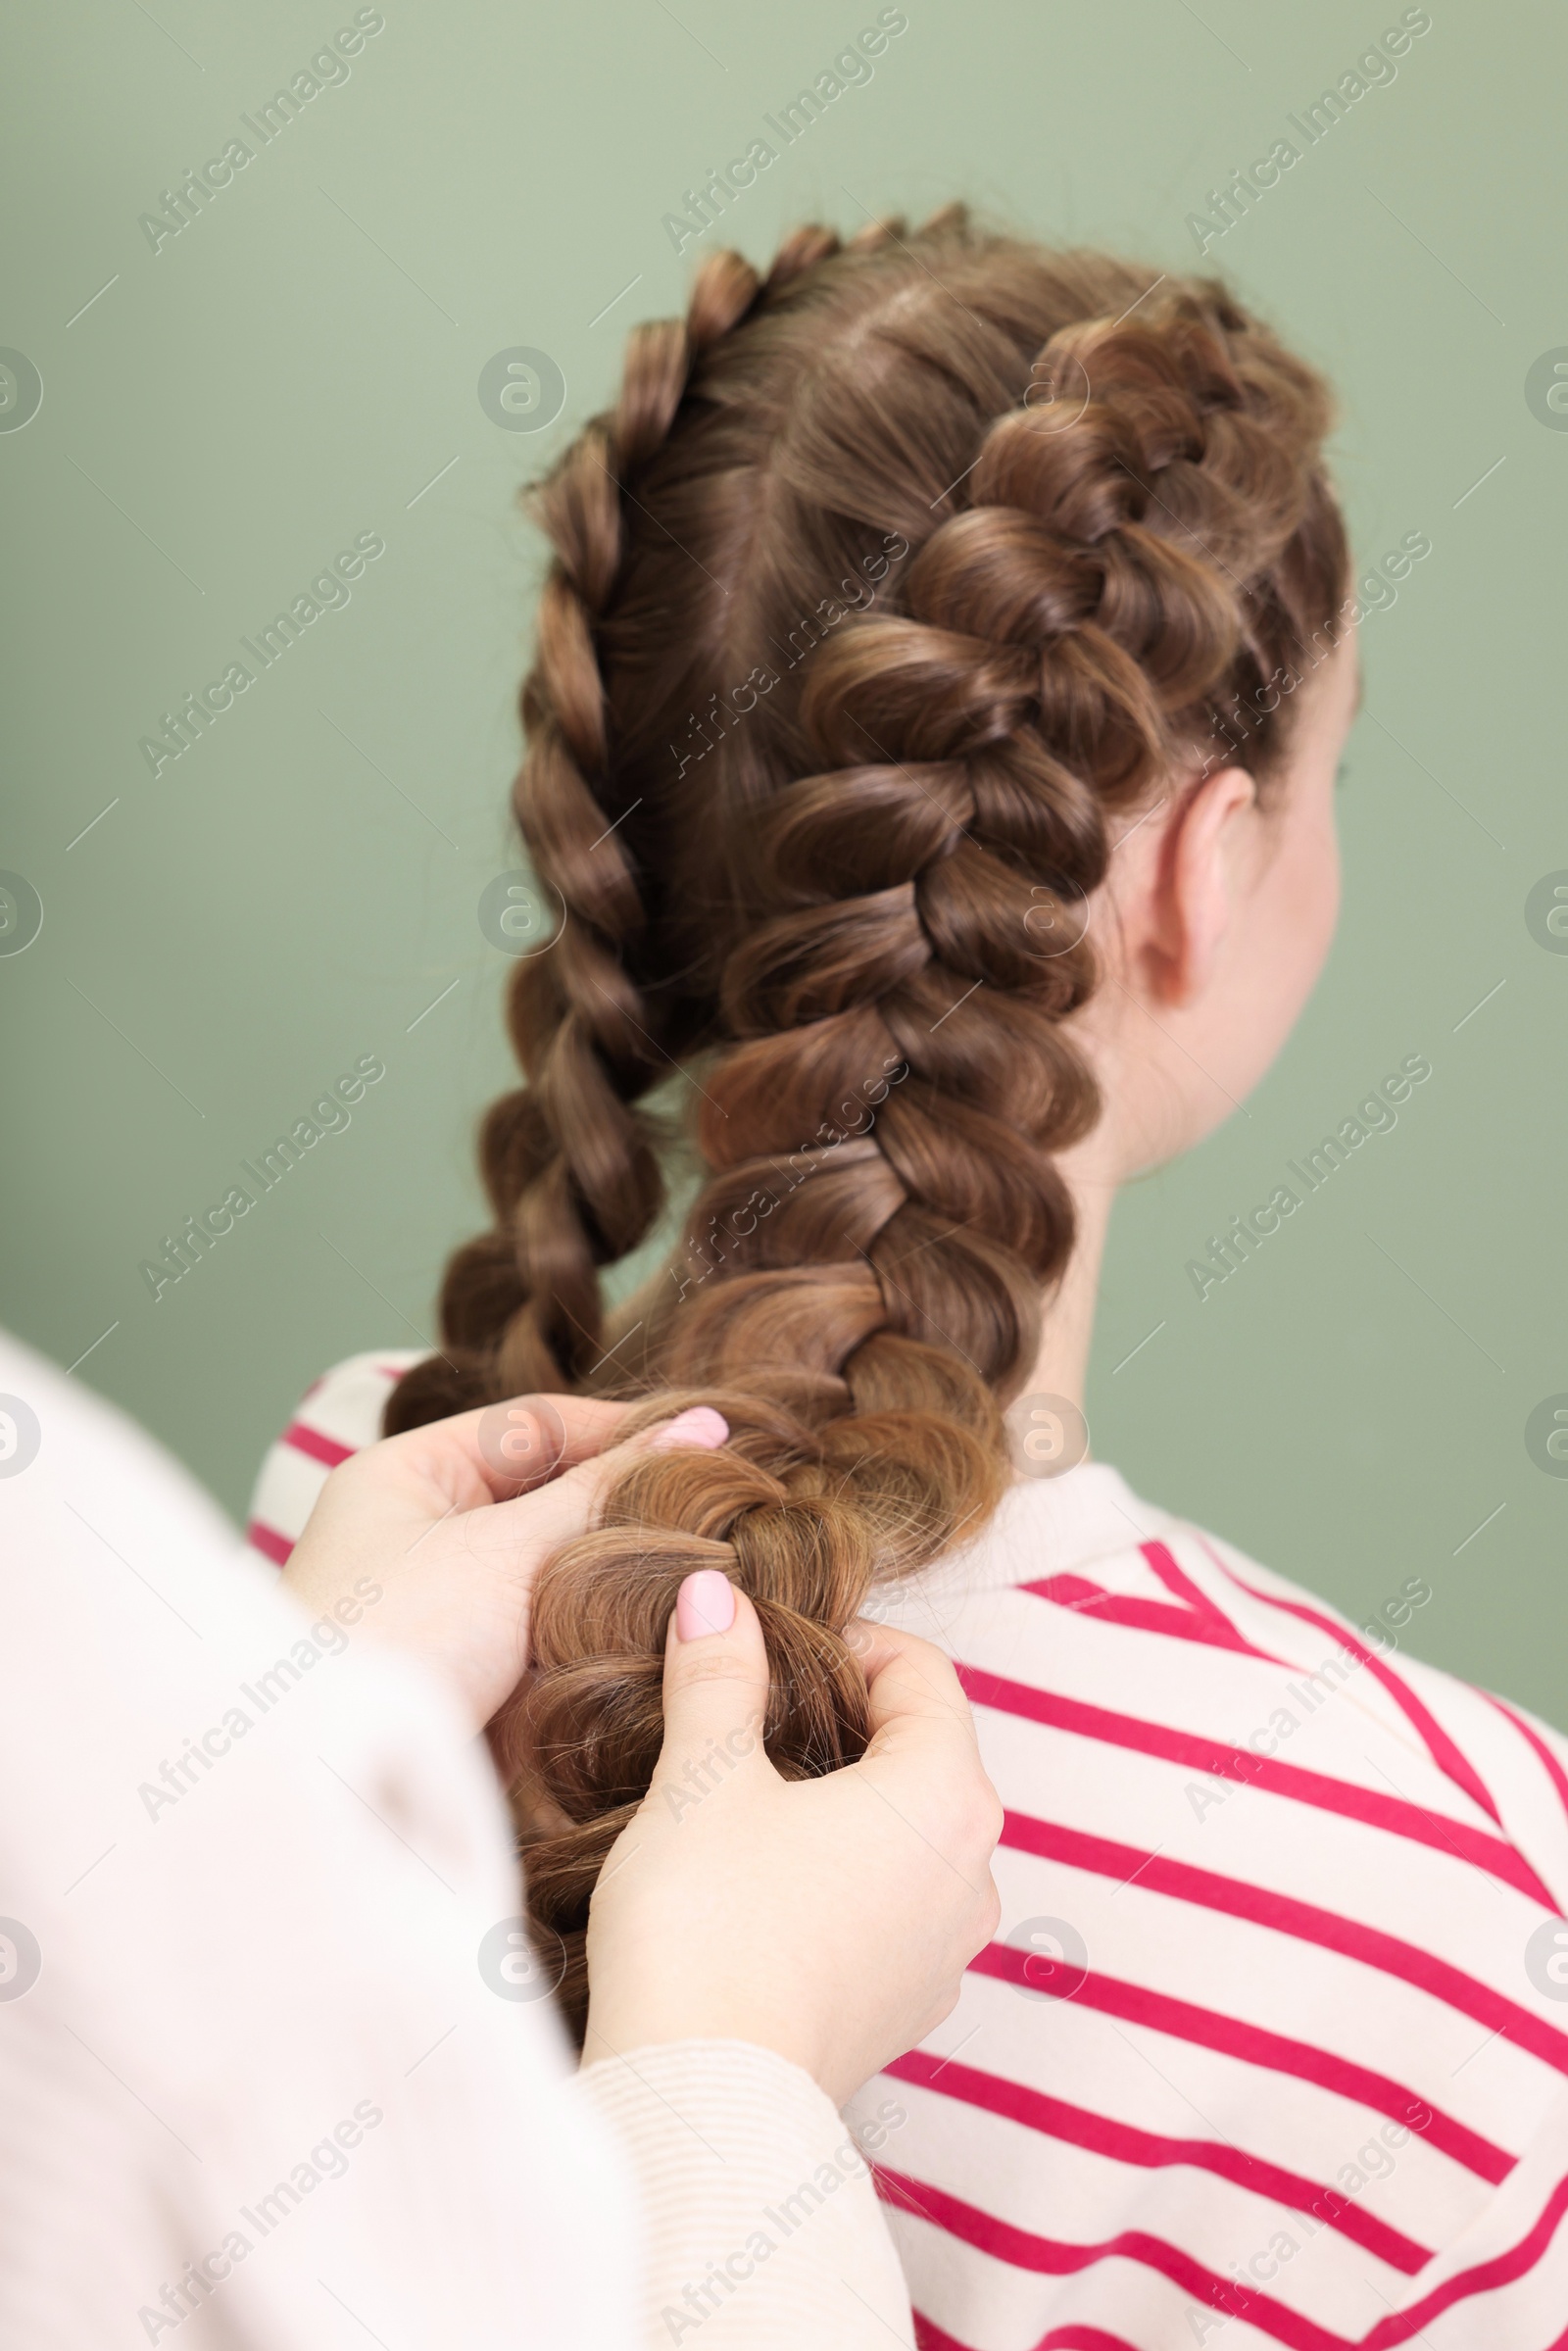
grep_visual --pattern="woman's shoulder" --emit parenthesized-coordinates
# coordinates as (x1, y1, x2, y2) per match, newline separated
(245, 1347, 422, 1566)
(932, 1460, 1568, 1911)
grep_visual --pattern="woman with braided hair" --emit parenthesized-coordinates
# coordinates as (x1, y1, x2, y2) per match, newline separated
(253, 209, 1568, 2345)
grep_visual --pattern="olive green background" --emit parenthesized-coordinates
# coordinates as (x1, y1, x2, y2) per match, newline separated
(3, 0, 1564, 1713)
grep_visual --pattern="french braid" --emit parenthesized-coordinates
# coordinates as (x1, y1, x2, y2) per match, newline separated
(386, 207, 1349, 2036)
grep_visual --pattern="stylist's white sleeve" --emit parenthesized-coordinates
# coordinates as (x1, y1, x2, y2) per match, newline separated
(0, 1336, 911, 2350)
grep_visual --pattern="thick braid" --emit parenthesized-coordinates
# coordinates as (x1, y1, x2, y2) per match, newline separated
(389, 209, 1349, 2035)
(649, 295, 1311, 1413)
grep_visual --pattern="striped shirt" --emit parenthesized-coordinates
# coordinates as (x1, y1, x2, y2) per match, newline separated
(250, 1353, 1568, 2348)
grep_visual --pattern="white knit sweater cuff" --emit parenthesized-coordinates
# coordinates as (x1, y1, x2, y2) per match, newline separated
(579, 2039, 914, 2350)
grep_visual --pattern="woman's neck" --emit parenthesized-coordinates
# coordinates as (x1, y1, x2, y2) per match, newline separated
(1020, 1158, 1116, 1422)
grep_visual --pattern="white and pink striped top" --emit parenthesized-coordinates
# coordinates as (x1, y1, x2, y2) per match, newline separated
(249, 1352, 1568, 2350)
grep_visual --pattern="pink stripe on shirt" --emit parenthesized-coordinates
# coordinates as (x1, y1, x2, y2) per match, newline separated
(999, 1810, 1568, 2074)
(1021, 1571, 1288, 1660)
(959, 1663, 1557, 1907)
(915, 2320, 1144, 2351)
(282, 1419, 355, 1470)
(888, 2046, 1433, 2271)
(879, 2164, 1349, 2351)
(1200, 1542, 1504, 1829)
(966, 1939, 1512, 2182)
(1360, 2166, 1568, 2346)
(1487, 1691, 1568, 1846)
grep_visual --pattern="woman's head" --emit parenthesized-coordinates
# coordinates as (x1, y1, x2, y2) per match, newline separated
(386, 206, 1352, 2033)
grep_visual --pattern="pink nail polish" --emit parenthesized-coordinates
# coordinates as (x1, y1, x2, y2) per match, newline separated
(649, 1405, 729, 1452)
(676, 1568, 736, 1641)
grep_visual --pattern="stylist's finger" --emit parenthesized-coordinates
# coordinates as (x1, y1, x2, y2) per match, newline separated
(583, 1575, 776, 2068)
(647, 1569, 771, 1794)
(360, 1395, 729, 1533)
(848, 1622, 1002, 1898)
(480, 1404, 731, 1561)
(386, 1392, 633, 1511)
(855, 1621, 985, 1747)
(847, 1620, 994, 1803)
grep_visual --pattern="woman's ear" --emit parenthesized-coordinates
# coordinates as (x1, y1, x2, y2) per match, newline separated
(1140, 762, 1259, 1008)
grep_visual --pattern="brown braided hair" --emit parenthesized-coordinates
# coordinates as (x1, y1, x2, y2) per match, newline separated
(385, 206, 1350, 2038)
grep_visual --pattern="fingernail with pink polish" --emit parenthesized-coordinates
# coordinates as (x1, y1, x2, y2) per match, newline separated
(676, 1568, 736, 1641)
(648, 1406, 729, 1453)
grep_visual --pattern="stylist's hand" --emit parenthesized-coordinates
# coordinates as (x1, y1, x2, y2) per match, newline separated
(283, 1398, 729, 1732)
(584, 1572, 1003, 2109)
